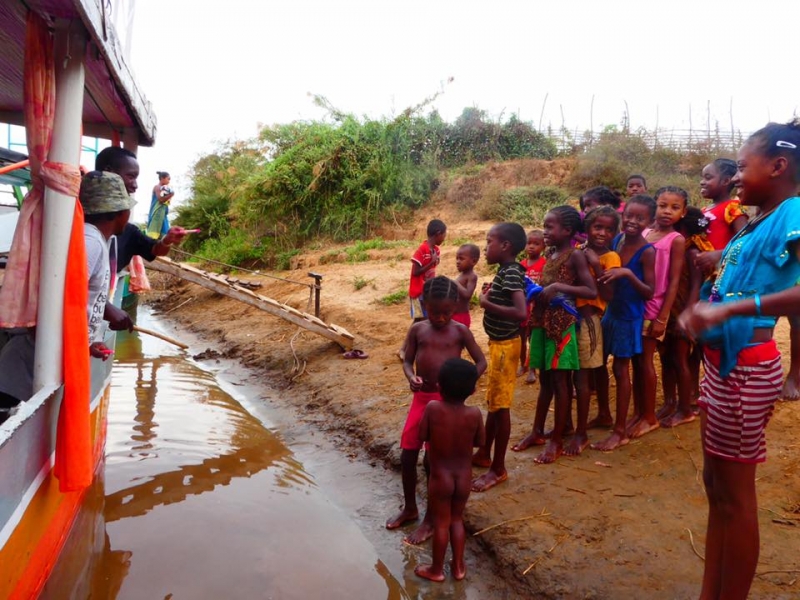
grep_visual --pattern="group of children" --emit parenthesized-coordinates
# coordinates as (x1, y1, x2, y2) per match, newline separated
(383, 134, 800, 584)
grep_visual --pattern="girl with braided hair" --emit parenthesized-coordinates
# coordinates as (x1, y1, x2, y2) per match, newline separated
(511, 206, 596, 464)
(387, 276, 486, 545)
(680, 118, 800, 600)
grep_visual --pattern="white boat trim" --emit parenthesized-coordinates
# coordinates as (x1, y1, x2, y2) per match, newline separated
(0, 367, 110, 551)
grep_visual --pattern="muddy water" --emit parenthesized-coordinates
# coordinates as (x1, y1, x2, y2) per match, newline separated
(44, 309, 515, 599)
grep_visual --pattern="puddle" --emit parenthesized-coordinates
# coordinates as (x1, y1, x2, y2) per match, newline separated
(44, 308, 515, 599)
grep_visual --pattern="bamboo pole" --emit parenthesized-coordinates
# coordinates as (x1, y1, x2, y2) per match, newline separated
(133, 326, 189, 349)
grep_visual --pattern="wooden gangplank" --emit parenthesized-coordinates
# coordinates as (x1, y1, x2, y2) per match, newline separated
(146, 257, 355, 350)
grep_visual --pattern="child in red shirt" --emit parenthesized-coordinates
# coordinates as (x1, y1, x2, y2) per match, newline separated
(399, 219, 446, 358)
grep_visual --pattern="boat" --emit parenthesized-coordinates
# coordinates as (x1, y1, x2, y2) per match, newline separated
(0, 1, 156, 597)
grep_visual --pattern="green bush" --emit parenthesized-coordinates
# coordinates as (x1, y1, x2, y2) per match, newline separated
(194, 229, 268, 268)
(379, 290, 407, 305)
(566, 128, 720, 202)
(476, 185, 569, 226)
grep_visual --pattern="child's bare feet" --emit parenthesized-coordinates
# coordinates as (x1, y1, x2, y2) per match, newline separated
(659, 409, 696, 428)
(386, 507, 418, 530)
(782, 372, 800, 401)
(628, 418, 659, 439)
(414, 564, 445, 582)
(471, 450, 492, 468)
(451, 559, 466, 581)
(591, 431, 630, 452)
(403, 515, 434, 545)
(624, 414, 642, 435)
(564, 433, 589, 456)
(471, 469, 507, 492)
(511, 431, 545, 452)
(656, 402, 676, 420)
(534, 440, 563, 464)
(587, 415, 613, 429)
(525, 369, 538, 384)
(516, 365, 526, 377)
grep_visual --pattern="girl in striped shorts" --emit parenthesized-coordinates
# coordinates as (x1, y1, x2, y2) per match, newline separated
(680, 119, 800, 600)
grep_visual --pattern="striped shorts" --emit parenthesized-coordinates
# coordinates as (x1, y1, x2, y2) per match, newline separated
(698, 341, 783, 464)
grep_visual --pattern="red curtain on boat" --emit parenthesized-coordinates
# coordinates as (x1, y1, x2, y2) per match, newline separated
(0, 12, 92, 491)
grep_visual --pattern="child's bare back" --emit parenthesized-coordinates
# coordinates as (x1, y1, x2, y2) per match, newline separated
(415, 358, 485, 582)
(421, 400, 484, 469)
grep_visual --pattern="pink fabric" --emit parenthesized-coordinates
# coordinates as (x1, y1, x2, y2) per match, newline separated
(644, 230, 681, 320)
(0, 14, 81, 328)
(400, 391, 441, 450)
(452, 312, 471, 328)
(128, 255, 152, 293)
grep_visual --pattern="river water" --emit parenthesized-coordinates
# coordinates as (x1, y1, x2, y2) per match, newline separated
(43, 309, 515, 599)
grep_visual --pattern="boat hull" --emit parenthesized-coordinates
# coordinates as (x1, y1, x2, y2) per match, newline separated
(0, 354, 112, 599)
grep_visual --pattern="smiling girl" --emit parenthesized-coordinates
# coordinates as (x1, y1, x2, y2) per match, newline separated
(591, 195, 655, 452)
(680, 119, 800, 600)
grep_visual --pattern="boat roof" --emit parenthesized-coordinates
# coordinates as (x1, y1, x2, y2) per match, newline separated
(0, 0, 156, 146)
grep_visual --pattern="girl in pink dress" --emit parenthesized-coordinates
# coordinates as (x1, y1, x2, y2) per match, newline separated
(629, 186, 686, 439)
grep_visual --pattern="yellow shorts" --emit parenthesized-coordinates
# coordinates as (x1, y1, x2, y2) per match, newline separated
(485, 338, 520, 412)
(578, 314, 604, 369)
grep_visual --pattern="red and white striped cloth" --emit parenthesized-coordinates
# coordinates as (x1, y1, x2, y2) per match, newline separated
(699, 341, 783, 464)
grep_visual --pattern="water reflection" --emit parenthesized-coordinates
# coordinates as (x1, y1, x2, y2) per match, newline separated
(44, 318, 405, 599)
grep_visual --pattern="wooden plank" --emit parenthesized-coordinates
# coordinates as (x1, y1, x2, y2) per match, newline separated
(146, 258, 354, 350)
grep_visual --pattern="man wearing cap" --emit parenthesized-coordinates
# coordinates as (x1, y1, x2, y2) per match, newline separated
(0, 171, 132, 423)
(81, 170, 135, 358)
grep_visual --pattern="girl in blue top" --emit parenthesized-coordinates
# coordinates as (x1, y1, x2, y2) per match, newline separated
(591, 195, 656, 452)
(680, 119, 800, 600)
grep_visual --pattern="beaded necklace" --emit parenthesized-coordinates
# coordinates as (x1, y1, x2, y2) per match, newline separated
(709, 207, 777, 302)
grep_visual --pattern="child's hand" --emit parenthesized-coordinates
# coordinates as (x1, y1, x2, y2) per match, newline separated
(583, 246, 599, 263)
(597, 267, 627, 284)
(678, 302, 730, 341)
(90, 342, 114, 361)
(538, 283, 561, 305)
(408, 375, 424, 391)
(695, 251, 720, 274)
(648, 319, 666, 338)
(479, 282, 491, 307)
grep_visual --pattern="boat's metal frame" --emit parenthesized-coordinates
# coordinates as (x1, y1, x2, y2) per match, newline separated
(0, 1, 156, 596)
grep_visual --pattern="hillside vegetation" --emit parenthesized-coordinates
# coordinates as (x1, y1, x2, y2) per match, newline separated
(175, 99, 732, 269)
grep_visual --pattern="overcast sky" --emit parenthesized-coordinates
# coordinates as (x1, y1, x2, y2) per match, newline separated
(125, 0, 799, 220)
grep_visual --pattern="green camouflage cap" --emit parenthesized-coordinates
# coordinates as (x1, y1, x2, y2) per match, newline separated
(79, 171, 135, 215)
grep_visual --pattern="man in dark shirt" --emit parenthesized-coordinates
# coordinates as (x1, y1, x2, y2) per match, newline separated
(95, 147, 188, 330)
(95, 147, 187, 271)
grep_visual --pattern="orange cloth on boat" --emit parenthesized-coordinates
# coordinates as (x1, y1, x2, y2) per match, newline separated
(55, 200, 92, 491)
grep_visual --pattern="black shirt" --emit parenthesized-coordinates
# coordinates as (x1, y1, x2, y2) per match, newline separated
(117, 223, 157, 272)
(482, 262, 525, 341)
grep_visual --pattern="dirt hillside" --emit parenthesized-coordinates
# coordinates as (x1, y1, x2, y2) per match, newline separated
(145, 165, 800, 599)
